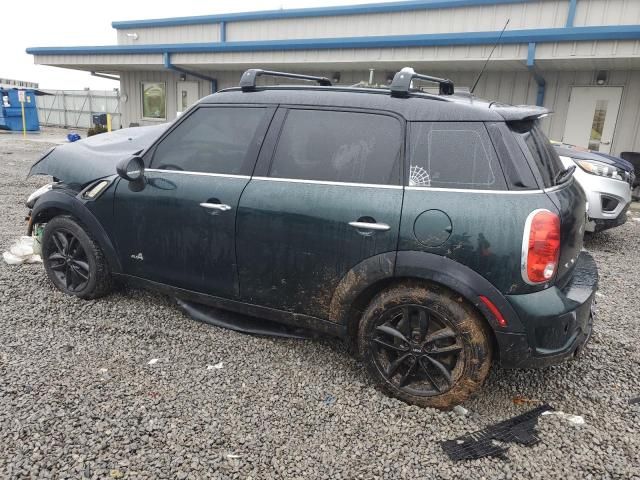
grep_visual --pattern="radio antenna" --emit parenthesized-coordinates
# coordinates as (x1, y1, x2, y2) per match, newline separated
(471, 19, 510, 94)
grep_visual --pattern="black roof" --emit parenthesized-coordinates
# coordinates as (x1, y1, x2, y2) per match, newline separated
(203, 86, 549, 122)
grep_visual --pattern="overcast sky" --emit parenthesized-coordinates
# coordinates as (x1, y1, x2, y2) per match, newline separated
(4, 0, 388, 90)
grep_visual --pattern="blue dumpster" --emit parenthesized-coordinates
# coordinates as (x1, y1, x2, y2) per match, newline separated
(0, 88, 40, 132)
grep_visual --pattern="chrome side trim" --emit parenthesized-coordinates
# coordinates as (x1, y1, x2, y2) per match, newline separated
(521, 208, 553, 286)
(146, 168, 250, 180)
(406, 186, 544, 194)
(251, 176, 403, 189)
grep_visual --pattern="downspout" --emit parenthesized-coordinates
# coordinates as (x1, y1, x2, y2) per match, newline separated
(566, 0, 578, 27)
(163, 52, 218, 93)
(526, 42, 546, 107)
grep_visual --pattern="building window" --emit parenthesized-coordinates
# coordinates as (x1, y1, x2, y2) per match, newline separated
(141, 82, 166, 119)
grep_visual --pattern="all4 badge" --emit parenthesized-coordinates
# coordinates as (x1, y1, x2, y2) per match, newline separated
(130, 253, 144, 261)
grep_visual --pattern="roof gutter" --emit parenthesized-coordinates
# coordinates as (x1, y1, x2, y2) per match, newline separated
(526, 42, 546, 107)
(163, 53, 218, 93)
(26, 25, 640, 56)
(91, 72, 120, 81)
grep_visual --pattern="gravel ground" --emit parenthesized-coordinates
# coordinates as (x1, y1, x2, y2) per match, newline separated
(1, 129, 639, 479)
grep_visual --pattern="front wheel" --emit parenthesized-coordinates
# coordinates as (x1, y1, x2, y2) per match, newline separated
(358, 282, 492, 409)
(42, 215, 113, 299)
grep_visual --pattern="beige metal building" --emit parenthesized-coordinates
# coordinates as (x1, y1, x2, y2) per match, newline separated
(27, 0, 640, 155)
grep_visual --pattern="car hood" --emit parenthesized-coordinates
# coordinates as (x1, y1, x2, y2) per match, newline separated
(29, 124, 170, 187)
(553, 143, 634, 172)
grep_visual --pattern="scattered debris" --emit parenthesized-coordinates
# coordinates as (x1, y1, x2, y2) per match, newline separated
(207, 362, 224, 370)
(452, 405, 469, 416)
(226, 453, 242, 459)
(441, 404, 553, 461)
(322, 393, 337, 407)
(67, 132, 81, 143)
(147, 358, 159, 365)
(98, 368, 108, 374)
(541, 410, 585, 425)
(109, 469, 124, 479)
(61, 344, 74, 352)
(512, 395, 541, 405)
(2, 236, 42, 265)
(629, 396, 640, 405)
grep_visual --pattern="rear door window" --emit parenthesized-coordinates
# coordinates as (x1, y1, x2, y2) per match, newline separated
(408, 122, 506, 190)
(268, 109, 403, 185)
(151, 106, 268, 175)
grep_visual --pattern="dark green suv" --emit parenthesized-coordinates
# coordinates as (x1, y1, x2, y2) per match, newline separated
(26, 69, 597, 408)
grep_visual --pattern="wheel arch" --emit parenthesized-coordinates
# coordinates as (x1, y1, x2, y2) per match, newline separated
(29, 190, 122, 273)
(329, 250, 525, 342)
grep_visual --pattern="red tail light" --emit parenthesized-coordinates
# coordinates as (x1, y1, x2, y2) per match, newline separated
(522, 209, 561, 284)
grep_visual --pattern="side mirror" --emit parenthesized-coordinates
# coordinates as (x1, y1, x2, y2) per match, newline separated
(116, 156, 145, 182)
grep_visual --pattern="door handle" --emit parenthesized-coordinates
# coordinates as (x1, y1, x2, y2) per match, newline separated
(200, 202, 232, 211)
(348, 221, 390, 231)
(600, 141, 611, 145)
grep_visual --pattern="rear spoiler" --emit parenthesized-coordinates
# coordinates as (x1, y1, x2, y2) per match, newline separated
(490, 105, 551, 122)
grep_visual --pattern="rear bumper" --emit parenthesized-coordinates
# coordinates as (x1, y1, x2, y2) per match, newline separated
(497, 251, 598, 369)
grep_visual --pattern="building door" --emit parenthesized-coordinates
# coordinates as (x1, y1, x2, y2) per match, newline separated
(563, 86, 623, 154)
(176, 81, 199, 115)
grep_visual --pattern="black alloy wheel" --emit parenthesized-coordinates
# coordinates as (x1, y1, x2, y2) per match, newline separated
(370, 304, 463, 397)
(46, 229, 91, 292)
(42, 215, 113, 299)
(358, 282, 492, 409)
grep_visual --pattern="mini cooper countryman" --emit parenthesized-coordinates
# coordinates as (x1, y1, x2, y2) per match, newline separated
(25, 69, 598, 408)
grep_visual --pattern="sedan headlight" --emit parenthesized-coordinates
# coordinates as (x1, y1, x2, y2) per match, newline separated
(26, 183, 53, 208)
(574, 159, 626, 181)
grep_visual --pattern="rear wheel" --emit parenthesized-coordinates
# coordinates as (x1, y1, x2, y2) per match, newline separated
(42, 215, 113, 299)
(358, 282, 492, 409)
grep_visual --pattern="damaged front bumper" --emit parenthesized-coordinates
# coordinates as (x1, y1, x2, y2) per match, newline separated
(496, 251, 598, 369)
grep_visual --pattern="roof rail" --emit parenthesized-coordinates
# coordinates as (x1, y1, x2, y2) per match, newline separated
(239, 69, 332, 91)
(390, 69, 454, 97)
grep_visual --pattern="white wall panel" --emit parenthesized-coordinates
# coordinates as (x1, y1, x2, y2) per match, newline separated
(117, 24, 219, 45)
(226, 1, 568, 42)
(575, 0, 640, 26)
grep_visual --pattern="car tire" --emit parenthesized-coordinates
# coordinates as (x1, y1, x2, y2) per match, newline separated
(358, 281, 492, 409)
(42, 215, 113, 299)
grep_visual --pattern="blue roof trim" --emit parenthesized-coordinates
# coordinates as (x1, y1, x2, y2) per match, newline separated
(27, 25, 640, 56)
(111, 0, 529, 29)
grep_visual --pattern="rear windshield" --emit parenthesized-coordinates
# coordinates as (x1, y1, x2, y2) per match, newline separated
(511, 120, 565, 188)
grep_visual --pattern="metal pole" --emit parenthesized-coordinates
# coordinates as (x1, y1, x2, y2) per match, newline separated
(62, 92, 68, 128)
(21, 97, 26, 137)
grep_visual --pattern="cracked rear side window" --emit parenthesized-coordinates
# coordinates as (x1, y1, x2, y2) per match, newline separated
(408, 122, 507, 190)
